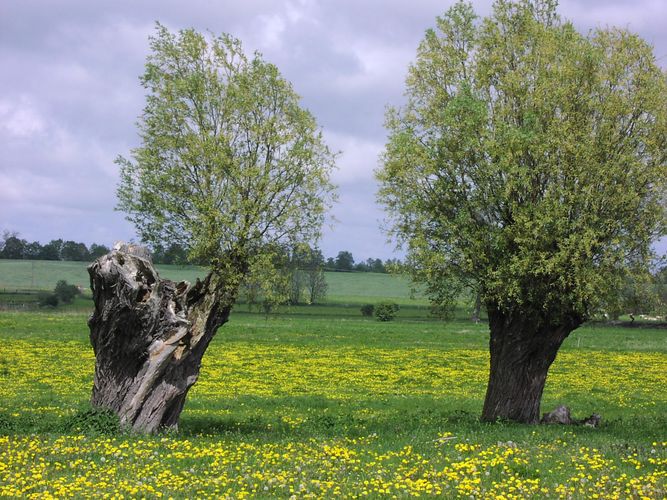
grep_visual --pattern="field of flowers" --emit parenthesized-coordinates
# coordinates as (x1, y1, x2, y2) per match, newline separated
(0, 311, 666, 498)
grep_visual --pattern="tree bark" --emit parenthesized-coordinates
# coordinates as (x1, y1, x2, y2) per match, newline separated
(87, 244, 234, 433)
(481, 305, 582, 424)
(471, 291, 482, 323)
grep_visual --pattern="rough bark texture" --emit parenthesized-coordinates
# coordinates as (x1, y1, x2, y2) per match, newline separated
(471, 291, 482, 323)
(481, 305, 582, 424)
(87, 243, 233, 433)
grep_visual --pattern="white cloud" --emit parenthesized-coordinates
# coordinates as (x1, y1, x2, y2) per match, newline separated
(257, 14, 287, 49)
(329, 40, 413, 94)
(561, 0, 667, 31)
(0, 96, 45, 138)
(324, 130, 384, 184)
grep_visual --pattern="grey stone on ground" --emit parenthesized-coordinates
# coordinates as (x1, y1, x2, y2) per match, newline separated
(541, 405, 573, 424)
(541, 405, 602, 428)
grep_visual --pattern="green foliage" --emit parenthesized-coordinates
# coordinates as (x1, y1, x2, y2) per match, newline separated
(0, 231, 110, 262)
(377, 0, 667, 325)
(37, 292, 59, 308)
(360, 304, 375, 317)
(609, 271, 661, 320)
(35, 280, 81, 308)
(374, 302, 400, 321)
(116, 24, 336, 288)
(89, 243, 110, 259)
(0, 233, 25, 259)
(305, 267, 328, 304)
(285, 244, 326, 305)
(60, 241, 90, 262)
(53, 280, 80, 304)
(150, 243, 189, 265)
(39, 239, 63, 261)
(334, 251, 355, 271)
(655, 265, 667, 319)
(232, 244, 329, 311)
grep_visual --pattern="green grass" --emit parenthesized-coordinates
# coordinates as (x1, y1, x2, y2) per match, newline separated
(324, 271, 424, 303)
(0, 309, 665, 497)
(0, 258, 423, 304)
(0, 258, 208, 292)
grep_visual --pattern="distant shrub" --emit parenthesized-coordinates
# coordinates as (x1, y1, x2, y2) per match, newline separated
(374, 302, 399, 321)
(54, 280, 80, 304)
(360, 304, 375, 317)
(37, 292, 59, 308)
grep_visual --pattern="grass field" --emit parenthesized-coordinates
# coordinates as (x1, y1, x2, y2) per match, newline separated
(0, 258, 423, 302)
(0, 259, 206, 292)
(0, 307, 665, 498)
(0, 258, 438, 323)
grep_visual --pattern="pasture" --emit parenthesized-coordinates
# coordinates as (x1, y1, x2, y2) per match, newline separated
(0, 281, 666, 497)
(0, 258, 423, 301)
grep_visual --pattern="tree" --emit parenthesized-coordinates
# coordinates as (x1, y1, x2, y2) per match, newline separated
(619, 277, 658, 321)
(89, 243, 110, 259)
(655, 265, 667, 319)
(370, 258, 386, 273)
(609, 266, 663, 321)
(287, 244, 308, 304)
(377, 0, 666, 423)
(54, 280, 81, 304)
(301, 246, 327, 304)
(151, 242, 189, 265)
(0, 234, 26, 259)
(24, 241, 43, 260)
(39, 239, 63, 260)
(354, 260, 369, 272)
(334, 250, 355, 271)
(61, 241, 90, 262)
(37, 292, 59, 308)
(374, 302, 400, 322)
(90, 24, 336, 433)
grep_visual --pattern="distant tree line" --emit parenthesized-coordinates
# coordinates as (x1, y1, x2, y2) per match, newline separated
(0, 231, 193, 265)
(1, 231, 400, 273)
(151, 246, 403, 273)
(0, 231, 110, 262)
(323, 250, 401, 273)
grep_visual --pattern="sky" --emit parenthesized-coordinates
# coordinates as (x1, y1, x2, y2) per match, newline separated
(1, 0, 666, 261)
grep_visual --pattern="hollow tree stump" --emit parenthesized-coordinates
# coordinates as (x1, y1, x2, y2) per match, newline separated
(87, 243, 231, 433)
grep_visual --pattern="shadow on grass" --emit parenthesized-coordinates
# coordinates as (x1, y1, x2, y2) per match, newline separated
(2, 395, 665, 447)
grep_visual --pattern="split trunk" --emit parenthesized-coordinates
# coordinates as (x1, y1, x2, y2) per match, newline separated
(87, 245, 234, 433)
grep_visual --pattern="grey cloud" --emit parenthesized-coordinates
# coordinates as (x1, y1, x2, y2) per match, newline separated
(1, 0, 665, 259)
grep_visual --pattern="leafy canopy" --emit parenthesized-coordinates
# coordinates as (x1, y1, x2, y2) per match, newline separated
(117, 24, 336, 275)
(378, 0, 667, 323)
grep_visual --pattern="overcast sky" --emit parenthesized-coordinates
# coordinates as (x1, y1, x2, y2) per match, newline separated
(1, 0, 665, 260)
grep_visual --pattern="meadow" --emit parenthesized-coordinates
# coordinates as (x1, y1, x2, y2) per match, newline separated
(0, 260, 666, 498)
(0, 258, 426, 309)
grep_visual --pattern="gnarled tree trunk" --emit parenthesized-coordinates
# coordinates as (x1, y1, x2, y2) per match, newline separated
(87, 244, 234, 433)
(481, 305, 582, 424)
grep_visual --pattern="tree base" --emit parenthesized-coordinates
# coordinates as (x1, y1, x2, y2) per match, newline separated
(481, 306, 582, 424)
(88, 243, 231, 433)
